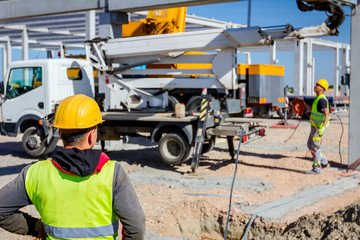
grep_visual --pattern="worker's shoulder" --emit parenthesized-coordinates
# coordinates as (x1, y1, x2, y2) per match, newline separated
(318, 97, 328, 105)
(27, 159, 52, 169)
(110, 160, 127, 173)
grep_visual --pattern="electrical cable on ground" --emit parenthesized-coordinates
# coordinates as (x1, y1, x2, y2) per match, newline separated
(223, 128, 244, 240)
(332, 112, 344, 165)
(242, 214, 256, 240)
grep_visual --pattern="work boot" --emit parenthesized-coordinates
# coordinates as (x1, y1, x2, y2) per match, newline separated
(321, 163, 331, 169)
(306, 165, 322, 174)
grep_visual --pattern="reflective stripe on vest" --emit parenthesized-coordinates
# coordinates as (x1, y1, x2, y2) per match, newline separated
(44, 221, 119, 239)
(309, 94, 330, 128)
(25, 160, 118, 240)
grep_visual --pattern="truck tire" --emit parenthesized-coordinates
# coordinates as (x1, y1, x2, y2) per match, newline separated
(158, 132, 191, 166)
(22, 126, 47, 157)
(186, 95, 214, 113)
(168, 96, 179, 111)
(186, 96, 202, 113)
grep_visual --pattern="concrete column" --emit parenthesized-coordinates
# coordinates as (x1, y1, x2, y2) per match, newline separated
(22, 27, 28, 60)
(2, 39, 11, 80)
(86, 10, 96, 40)
(294, 40, 304, 95)
(270, 41, 277, 65)
(334, 47, 340, 96)
(245, 52, 251, 64)
(340, 45, 350, 97)
(1, 45, 5, 80)
(6, 40, 11, 64)
(349, 2, 360, 169)
(46, 50, 54, 59)
(311, 57, 315, 93)
(305, 39, 313, 96)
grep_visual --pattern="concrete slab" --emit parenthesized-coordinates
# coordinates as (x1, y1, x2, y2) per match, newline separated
(245, 175, 360, 220)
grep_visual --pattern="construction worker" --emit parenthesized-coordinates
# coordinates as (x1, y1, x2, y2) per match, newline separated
(302, 79, 331, 174)
(0, 94, 145, 239)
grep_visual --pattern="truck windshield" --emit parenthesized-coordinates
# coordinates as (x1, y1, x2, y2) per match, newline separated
(6, 67, 42, 99)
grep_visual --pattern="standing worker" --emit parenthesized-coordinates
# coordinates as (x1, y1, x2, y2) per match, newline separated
(0, 94, 146, 239)
(302, 79, 331, 174)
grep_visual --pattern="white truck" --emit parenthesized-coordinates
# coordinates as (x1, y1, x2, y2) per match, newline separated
(0, 57, 265, 171)
(0, 59, 94, 156)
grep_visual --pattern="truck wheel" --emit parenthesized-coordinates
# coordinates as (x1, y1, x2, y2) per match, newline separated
(186, 96, 214, 113)
(22, 126, 46, 157)
(158, 132, 191, 166)
(201, 137, 216, 154)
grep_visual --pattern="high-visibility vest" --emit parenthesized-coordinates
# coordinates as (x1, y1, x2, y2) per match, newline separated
(25, 160, 119, 240)
(309, 94, 330, 128)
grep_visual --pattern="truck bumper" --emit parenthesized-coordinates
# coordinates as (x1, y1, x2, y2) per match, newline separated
(0, 122, 17, 136)
(0, 122, 7, 136)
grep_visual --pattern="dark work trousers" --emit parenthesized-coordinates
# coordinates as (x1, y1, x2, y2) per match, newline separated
(307, 125, 329, 169)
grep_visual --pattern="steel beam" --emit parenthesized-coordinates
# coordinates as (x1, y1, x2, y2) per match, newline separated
(108, 0, 245, 12)
(86, 10, 96, 40)
(334, 47, 340, 97)
(22, 27, 28, 60)
(306, 39, 313, 95)
(0, 0, 104, 21)
(294, 40, 304, 95)
(0, 0, 245, 21)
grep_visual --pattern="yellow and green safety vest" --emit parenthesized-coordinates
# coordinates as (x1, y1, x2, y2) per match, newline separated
(309, 94, 330, 129)
(25, 160, 119, 240)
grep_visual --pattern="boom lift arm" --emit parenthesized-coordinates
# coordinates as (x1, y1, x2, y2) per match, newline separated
(296, 0, 355, 36)
(85, 1, 353, 111)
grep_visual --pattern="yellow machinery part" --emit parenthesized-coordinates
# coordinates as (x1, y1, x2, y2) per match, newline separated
(122, 7, 186, 37)
(238, 64, 285, 76)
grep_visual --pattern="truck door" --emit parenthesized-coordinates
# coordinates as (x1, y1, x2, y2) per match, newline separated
(2, 66, 46, 125)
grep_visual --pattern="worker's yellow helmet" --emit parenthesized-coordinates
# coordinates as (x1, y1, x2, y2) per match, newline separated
(316, 79, 329, 91)
(53, 94, 103, 129)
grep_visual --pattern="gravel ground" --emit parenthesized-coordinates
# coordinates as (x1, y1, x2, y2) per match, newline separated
(0, 110, 359, 240)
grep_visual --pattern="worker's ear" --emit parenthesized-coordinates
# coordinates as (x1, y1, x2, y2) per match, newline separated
(88, 128, 98, 147)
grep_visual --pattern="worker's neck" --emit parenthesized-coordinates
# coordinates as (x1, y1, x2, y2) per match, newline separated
(315, 91, 323, 96)
(63, 143, 92, 150)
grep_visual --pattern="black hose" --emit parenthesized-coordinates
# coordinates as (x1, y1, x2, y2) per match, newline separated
(296, 0, 345, 34)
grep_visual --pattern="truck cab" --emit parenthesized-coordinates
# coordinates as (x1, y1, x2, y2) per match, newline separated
(0, 58, 94, 156)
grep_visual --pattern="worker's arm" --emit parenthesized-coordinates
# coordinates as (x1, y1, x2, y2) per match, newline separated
(322, 108, 330, 129)
(0, 165, 39, 236)
(113, 163, 146, 240)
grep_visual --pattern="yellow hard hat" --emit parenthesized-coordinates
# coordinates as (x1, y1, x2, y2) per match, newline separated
(316, 79, 329, 91)
(53, 94, 103, 129)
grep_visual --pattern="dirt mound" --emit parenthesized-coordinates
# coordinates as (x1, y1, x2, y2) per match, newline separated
(279, 200, 360, 240)
(152, 199, 287, 240)
(240, 199, 360, 240)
